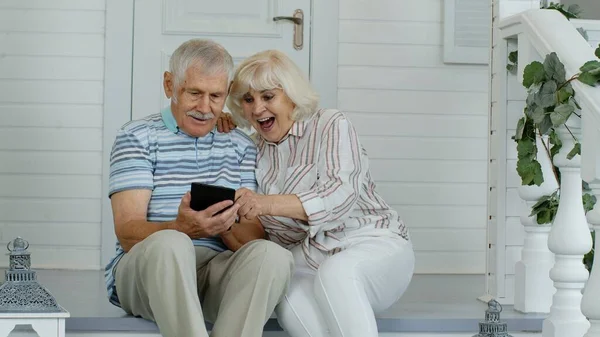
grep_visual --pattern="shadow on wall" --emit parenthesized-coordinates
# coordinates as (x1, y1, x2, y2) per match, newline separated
(562, 0, 600, 19)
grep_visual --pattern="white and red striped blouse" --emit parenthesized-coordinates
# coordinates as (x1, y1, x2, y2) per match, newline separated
(256, 109, 410, 269)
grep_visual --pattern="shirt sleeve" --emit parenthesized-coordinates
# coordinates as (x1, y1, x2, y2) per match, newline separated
(238, 137, 258, 192)
(296, 115, 366, 227)
(108, 128, 154, 197)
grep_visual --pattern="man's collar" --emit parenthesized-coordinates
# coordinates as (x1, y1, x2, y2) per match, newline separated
(161, 106, 179, 134)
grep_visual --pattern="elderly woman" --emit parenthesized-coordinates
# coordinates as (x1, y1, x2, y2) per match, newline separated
(225, 50, 415, 337)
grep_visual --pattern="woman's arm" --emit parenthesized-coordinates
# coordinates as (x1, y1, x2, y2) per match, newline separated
(237, 112, 366, 226)
(220, 217, 266, 251)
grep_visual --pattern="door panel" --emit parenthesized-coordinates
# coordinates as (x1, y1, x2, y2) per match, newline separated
(132, 0, 311, 120)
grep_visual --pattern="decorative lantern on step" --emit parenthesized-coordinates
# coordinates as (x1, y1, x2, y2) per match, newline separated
(473, 299, 513, 337)
(0, 237, 69, 337)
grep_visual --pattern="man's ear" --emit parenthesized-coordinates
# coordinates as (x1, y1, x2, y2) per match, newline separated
(163, 71, 174, 98)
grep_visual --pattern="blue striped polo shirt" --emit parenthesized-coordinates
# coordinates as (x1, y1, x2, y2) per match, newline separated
(104, 106, 258, 307)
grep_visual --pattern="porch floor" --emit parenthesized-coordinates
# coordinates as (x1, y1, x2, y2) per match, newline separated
(6, 271, 547, 333)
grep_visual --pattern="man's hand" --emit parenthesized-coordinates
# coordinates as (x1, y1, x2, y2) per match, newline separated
(172, 192, 240, 238)
(217, 113, 236, 133)
(235, 188, 272, 220)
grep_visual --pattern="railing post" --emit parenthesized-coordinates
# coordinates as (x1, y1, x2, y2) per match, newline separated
(543, 116, 592, 337)
(583, 183, 600, 337)
(514, 135, 557, 313)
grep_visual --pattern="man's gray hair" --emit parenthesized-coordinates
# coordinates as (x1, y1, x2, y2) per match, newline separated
(169, 39, 234, 94)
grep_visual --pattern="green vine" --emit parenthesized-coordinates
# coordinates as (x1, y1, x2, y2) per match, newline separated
(543, 2, 582, 19)
(507, 3, 600, 271)
(513, 47, 600, 188)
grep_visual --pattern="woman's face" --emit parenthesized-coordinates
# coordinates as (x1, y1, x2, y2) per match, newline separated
(241, 88, 295, 143)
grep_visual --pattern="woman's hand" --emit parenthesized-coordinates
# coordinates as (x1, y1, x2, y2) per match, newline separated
(235, 188, 272, 220)
(217, 113, 236, 133)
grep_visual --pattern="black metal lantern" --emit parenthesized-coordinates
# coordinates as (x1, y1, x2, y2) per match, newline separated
(473, 299, 513, 337)
(0, 237, 66, 313)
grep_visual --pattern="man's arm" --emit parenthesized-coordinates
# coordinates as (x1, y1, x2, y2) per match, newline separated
(111, 189, 173, 253)
(221, 217, 265, 252)
(112, 189, 240, 253)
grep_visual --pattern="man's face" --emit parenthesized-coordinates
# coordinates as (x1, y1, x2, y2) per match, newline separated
(164, 66, 229, 138)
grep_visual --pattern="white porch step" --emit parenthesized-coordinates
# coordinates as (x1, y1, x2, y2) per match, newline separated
(1, 271, 546, 335)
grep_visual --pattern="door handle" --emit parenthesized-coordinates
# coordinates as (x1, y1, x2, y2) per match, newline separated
(273, 16, 302, 25)
(273, 9, 304, 50)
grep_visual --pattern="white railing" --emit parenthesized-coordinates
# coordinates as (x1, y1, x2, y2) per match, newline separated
(498, 9, 600, 337)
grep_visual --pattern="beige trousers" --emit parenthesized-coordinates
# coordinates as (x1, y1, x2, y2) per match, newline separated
(114, 230, 293, 337)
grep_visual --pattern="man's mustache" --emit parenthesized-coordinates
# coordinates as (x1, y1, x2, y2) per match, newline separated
(186, 111, 215, 120)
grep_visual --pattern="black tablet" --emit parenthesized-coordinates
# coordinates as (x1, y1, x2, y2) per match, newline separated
(190, 182, 236, 213)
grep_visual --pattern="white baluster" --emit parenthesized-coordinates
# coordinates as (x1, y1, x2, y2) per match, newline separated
(543, 117, 593, 337)
(583, 183, 600, 337)
(514, 135, 558, 313)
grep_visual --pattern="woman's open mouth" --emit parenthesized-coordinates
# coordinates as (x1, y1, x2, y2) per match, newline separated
(257, 117, 275, 131)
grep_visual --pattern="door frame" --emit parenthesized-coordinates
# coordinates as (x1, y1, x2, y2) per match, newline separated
(101, 0, 340, 265)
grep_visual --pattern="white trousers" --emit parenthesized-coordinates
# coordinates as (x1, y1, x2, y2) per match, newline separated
(275, 235, 415, 337)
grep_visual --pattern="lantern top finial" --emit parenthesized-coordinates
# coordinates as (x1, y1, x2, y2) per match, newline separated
(7, 236, 30, 255)
(487, 299, 502, 313)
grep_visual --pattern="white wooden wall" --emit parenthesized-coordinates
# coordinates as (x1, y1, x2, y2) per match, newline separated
(338, 0, 489, 274)
(0, 1, 105, 269)
(0, 0, 491, 274)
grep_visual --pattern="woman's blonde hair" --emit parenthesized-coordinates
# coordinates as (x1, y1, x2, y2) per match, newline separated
(226, 50, 319, 128)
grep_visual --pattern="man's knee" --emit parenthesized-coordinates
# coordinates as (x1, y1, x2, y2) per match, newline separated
(243, 240, 294, 281)
(143, 230, 194, 261)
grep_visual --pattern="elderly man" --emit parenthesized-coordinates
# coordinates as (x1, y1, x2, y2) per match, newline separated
(104, 39, 293, 337)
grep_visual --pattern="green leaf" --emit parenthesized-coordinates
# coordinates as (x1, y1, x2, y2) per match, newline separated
(580, 60, 600, 73)
(551, 104, 574, 126)
(549, 129, 562, 159)
(583, 180, 592, 191)
(590, 67, 600, 76)
(538, 80, 558, 108)
(517, 157, 544, 186)
(557, 86, 574, 103)
(538, 115, 554, 135)
(507, 64, 517, 74)
(596, 44, 600, 59)
(530, 191, 559, 223)
(514, 117, 526, 141)
(536, 209, 554, 224)
(523, 61, 546, 88)
(531, 106, 547, 124)
(517, 138, 535, 159)
(544, 53, 567, 82)
(583, 231, 595, 272)
(578, 72, 599, 86)
(567, 4, 582, 16)
(571, 97, 582, 110)
(577, 27, 589, 41)
(567, 142, 581, 159)
(583, 193, 597, 213)
(509, 51, 518, 63)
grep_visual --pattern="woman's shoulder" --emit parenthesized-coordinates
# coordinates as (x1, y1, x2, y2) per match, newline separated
(312, 108, 355, 131)
(315, 108, 346, 120)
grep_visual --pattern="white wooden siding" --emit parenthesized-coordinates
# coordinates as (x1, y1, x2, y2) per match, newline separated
(339, 0, 489, 274)
(0, 0, 492, 273)
(0, 1, 105, 269)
